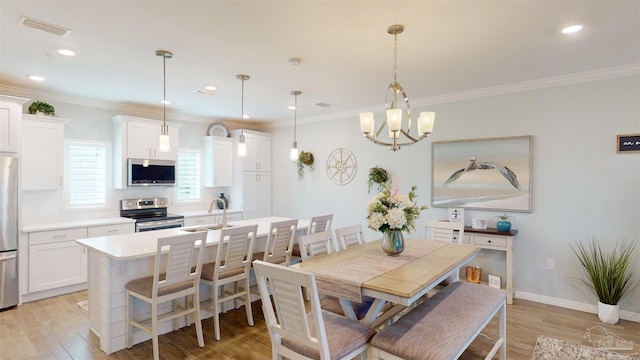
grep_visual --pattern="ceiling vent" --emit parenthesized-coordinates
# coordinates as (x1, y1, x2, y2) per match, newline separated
(314, 102, 331, 108)
(193, 88, 216, 96)
(18, 16, 71, 37)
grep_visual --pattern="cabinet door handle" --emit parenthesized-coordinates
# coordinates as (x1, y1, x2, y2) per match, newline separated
(154, 149, 157, 158)
(488, 240, 492, 243)
(108, 229, 118, 233)
(149, 149, 152, 157)
(54, 234, 67, 239)
(59, 177, 62, 186)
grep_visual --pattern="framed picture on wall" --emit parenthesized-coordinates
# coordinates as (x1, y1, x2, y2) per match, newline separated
(431, 136, 532, 212)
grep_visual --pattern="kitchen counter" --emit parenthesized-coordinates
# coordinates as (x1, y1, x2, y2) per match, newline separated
(77, 216, 307, 260)
(77, 216, 309, 354)
(178, 208, 242, 217)
(22, 217, 135, 233)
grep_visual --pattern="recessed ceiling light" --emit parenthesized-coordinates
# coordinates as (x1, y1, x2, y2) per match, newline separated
(204, 85, 216, 91)
(287, 105, 296, 110)
(29, 75, 45, 81)
(561, 24, 583, 34)
(161, 99, 171, 104)
(56, 48, 76, 56)
(243, 114, 250, 119)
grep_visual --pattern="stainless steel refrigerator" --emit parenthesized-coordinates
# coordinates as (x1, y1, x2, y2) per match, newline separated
(0, 155, 18, 310)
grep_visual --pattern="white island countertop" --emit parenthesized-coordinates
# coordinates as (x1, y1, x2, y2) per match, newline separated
(76, 216, 309, 260)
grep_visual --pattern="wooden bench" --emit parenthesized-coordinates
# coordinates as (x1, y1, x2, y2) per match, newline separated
(368, 281, 506, 360)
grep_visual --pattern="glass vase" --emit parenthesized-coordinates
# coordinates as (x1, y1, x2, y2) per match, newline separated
(382, 230, 404, 256)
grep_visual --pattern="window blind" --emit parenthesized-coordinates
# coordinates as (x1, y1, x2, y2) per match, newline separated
(177, 151, 201, 201)
(68, 142, 107, 206)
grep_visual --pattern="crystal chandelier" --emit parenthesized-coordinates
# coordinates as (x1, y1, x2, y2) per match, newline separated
(359, 25, 435, 151)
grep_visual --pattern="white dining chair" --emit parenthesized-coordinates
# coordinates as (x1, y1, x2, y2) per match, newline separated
(298, 230, 335, 261)
(334, 224, 366, 251)
(292, 214, 334, 259)
(125, 232, 206, 360)
(200, 224, 257, 340)
(424, 220, 465, 244)
(253, 260, 376, 360)
(252, 218, 298, 266)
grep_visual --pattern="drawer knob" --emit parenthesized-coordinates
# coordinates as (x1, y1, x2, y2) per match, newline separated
(488, 240, 492, 243)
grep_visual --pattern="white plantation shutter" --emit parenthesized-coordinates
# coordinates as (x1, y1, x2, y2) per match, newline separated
(68, 141, 107, 206)
(177, 150, 201, 201)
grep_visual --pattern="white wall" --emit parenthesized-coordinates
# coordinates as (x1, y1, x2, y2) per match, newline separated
(271, 75, 640, 315)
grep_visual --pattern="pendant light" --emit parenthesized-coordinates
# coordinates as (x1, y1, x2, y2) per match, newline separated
(156, 49, 173, 152)
(290, 90, 302, 161)
(359, 25, 435, 151)
(237, 74, 249, 157)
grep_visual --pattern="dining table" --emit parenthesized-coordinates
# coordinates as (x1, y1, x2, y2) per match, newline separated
(293, 238, 481, 326)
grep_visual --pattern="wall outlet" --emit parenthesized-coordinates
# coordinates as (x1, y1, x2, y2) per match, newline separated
(545, 258, 554, 270)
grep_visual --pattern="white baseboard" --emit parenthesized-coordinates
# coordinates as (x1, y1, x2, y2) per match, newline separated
(515, 291, 640, 323)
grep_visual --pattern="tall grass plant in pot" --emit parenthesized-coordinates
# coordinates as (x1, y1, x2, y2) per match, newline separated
(569, 237, 638, 324)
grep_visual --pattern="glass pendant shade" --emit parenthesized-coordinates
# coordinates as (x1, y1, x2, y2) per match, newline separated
(290, 141, 298, 161)
(238, 134, 247, 158)
(360, 112, 374, 134)
(158, 130, 170, 152)
(418, 112, 435, 135)
(386, 108, 402, 131)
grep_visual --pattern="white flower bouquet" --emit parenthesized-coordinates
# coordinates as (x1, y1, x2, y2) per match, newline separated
(366, 182, 427, 233)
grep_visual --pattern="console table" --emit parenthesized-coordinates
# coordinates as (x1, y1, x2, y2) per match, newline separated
(455, 227, 517, 304)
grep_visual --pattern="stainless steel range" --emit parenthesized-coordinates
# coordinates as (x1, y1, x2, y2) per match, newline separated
(120, 198, 184, 232)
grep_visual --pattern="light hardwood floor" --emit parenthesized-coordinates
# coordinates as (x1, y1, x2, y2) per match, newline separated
(1, 290, 638, 359)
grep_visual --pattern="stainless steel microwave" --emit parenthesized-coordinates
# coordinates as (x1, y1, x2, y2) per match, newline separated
(127, 158, 176, 186)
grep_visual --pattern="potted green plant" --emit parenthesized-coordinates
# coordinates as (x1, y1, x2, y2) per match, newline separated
(295, 151, 314, 180)
(569, 237, 638, 324)
(28, 101, 55, 116)
(368, 166, 389, 193)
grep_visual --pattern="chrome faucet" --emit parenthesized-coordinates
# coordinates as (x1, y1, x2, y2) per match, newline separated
(208, 197, 227, 227)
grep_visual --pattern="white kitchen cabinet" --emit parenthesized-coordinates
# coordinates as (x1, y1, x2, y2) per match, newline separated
(241, 172, 271, 220)
(21, 114, 69, 190)
(203, 136, 234, 187)
(28, 227, 88, 293)
(126, 120, 178, 161)
(0, 95, 29, 152)
(112, 115, 182, 188)
(235, 130, 271, 172)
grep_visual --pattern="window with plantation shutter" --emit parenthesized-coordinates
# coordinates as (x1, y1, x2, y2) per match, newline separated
(177, 150, 201, 201)
(67, 140, 107, 207)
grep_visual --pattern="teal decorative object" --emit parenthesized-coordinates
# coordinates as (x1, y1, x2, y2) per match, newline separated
(496, 214, 512, 232)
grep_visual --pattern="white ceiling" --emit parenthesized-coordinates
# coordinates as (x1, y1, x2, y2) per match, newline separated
(1, 1, 638, 126)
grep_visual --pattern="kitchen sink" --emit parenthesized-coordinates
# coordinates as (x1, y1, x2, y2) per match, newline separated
(181, 224, 232, 232)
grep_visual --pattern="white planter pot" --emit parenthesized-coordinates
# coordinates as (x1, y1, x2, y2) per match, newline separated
(598, 301, 619, 324)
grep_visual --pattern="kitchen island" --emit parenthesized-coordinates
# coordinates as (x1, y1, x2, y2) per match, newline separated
(76, 216, 309, 355)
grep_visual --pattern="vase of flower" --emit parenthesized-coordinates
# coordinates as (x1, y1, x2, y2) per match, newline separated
(366, 182, 427, 256)
(382, 230, 404, 256)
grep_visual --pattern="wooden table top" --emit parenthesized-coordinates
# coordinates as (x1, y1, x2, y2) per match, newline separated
(295, 239, 480, 304)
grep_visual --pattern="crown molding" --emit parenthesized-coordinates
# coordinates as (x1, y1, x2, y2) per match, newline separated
(268, 64, 640, 129)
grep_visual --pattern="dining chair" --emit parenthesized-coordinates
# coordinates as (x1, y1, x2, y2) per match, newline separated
(334, 224, 366, 251)
(424, 220, 465, 244)
(125, 232, 206, 360)
(299, 230, 373, 321)
(252, 218, 298, 265)
(200, 224, 257, 340)
(298, 230, 335, 261)
(292, 214, 334, 259)
(253, 260, 376, 360)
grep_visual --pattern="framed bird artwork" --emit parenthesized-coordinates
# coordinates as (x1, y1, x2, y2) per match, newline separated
(431, 136, 532, 212)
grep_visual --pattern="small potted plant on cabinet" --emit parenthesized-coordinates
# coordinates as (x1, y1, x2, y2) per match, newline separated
(495, 214, 513, 232)
(28, 101, 55, 116)
(570, 237, 638, 324)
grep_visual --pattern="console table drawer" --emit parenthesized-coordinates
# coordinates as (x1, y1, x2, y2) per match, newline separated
(472, 235, 507, 248)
